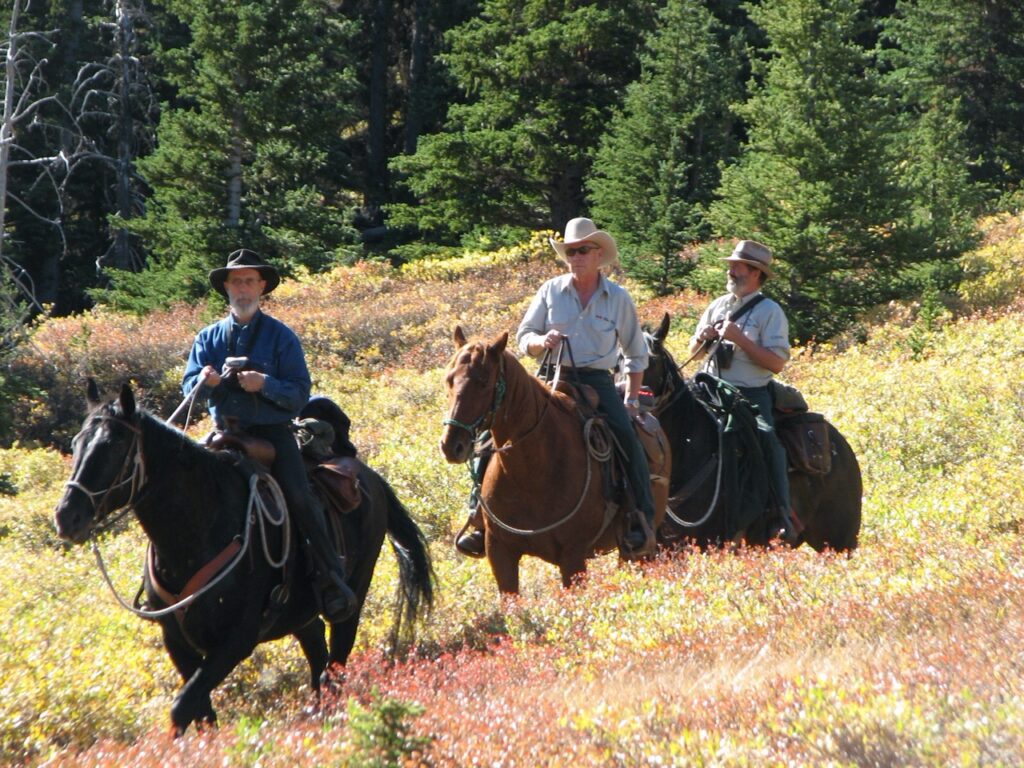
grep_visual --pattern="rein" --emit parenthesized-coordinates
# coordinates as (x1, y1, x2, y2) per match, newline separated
(478, 415, 613, 537)
(68, 412, 291, 619)
(443, 355, 508, 437)
(65, 416, 146, 532)
(646, 336, 725, 529)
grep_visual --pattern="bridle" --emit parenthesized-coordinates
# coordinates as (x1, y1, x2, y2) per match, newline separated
(64, 412, 147, 534)
(442, 353, 507, 441)
(65, 409, 290, 621)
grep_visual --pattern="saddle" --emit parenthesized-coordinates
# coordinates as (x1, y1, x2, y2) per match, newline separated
(770, 380, 832, 475)
(553, 377, 672, 547)
(203, 426, 276, 468)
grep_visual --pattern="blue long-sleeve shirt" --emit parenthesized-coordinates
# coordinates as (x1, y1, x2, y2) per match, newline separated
(182, 310, 311, 429)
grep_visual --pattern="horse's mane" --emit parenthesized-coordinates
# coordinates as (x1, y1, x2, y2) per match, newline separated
(500, 348, 580, 416)
(107, 399, 242, 487)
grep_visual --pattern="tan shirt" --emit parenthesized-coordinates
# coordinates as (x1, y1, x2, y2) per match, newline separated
(693, 292, 790, 387)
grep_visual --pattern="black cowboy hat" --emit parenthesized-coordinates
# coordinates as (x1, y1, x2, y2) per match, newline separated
(208, 248, 281, 297)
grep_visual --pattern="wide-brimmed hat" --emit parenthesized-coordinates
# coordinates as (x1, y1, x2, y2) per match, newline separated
(209, 249, 280, 297)
(723, 240, 774, 279)
(549, 217, 619, 268)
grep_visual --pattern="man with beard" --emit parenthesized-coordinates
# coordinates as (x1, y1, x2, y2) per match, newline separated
(688, 240, 796, 542)
(182, 248, 357, 622)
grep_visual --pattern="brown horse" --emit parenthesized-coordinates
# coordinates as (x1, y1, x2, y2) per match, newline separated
(440, 327, 635, 592)
(644, 313, 862, 551)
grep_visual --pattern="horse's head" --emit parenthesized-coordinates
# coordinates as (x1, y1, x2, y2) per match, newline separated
(642, 313, 675, 398)
(440, 326, 508, 464)
(54, 380, 144, 544)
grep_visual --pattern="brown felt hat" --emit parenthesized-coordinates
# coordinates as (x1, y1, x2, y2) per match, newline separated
(209, 249, 280, 297)
(723, 240, 774, 279)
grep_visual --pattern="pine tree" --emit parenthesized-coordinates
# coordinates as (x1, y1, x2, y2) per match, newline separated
(388, 0, 653, 246)
(114, 0, 361, 308)
(880, 0, 1023, 258)
(588, 0, 740, 295)
(708, 0, 920, 341)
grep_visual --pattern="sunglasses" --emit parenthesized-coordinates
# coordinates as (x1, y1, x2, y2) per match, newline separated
(564, 244, 599, 257)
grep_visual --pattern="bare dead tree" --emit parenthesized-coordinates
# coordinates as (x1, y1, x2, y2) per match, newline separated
(74, 0, 156, 273)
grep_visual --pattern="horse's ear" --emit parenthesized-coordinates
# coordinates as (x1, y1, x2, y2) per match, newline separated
(488, 332, 508, 356)
(656, 312, 671, 342)
(118, 381, 136, 418)
(453, 326, 468, 348)
(86, 378, 101, 406)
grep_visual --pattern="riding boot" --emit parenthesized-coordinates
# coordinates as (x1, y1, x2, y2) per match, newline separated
(298, 499, 358, 623)
(314, 564, 358, 624)
(454, 496, 485, 558)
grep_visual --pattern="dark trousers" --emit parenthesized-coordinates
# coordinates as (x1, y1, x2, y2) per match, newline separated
(737, 385, 792, 517)
(572, 369, 655, 523)
(247, 422, 344, 582)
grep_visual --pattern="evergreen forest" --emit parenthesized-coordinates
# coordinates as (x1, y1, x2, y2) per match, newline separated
(3, 0, 1023, 345)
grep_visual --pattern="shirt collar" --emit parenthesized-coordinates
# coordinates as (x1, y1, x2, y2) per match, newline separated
(556, 272, 610, 296)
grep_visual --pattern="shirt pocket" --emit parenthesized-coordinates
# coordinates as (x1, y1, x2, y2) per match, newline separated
(547, 306, 575, 333)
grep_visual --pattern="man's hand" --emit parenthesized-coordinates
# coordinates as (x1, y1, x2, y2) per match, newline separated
(696, 324, 720, 343)
(200, 364, 221, 387)
(719, 320, 745, 344)
(237, 370, 266, 393)
(542, 330, 566, 350)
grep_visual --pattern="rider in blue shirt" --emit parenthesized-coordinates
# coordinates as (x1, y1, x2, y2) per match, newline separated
(182, 249, 356, 623)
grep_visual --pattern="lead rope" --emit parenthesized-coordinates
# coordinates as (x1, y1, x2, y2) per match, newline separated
(479, 416, 612, 536)
(92, 472, 290, 619)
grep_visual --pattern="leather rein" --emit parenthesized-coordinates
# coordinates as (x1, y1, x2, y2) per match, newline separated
(443, 341, 612, 539)
(646, 336, 724, 529)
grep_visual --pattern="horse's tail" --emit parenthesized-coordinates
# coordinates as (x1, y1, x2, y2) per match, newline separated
(381, 478, 435, 654)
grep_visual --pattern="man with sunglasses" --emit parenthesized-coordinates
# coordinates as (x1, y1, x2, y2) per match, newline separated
(454, 218, 656, 557)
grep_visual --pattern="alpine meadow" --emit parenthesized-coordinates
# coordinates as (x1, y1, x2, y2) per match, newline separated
(3, 0, 1024, 765)
(0, 214, 1023, 765)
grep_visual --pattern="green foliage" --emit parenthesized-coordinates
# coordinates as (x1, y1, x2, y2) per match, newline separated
(879, 1, 987, 258)
(588, 0, 740, 296)
(957, 211, 1024, 311)
(883, 0, 1024, 199)
(708, 0, 925, 342)
(346, 688, 430, 767)
(120, 0, 362, 308)
(389, 0, 654, 239)
(6, 221, 1024, 764)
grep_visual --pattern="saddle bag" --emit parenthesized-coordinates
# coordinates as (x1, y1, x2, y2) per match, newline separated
(632, 412, 672, 528)
(310, 456, 363, 515)
(776, 411, 831, 476)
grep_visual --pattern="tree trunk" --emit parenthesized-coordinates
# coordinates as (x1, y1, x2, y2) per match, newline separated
(403, 0, 429, 155)
(366, 0, 391, 209)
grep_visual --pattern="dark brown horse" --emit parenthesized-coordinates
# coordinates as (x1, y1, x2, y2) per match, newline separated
(440, 327, 633, 592)
(54, 381, 434, 735)
(644, 314, 861, 551)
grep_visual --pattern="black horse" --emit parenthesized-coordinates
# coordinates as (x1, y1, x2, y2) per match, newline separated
(644, 314, 861, 551)
(53, 381, 434, 735)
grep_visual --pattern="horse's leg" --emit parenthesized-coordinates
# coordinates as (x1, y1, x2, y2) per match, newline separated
(168, 618, 262, 735)
(487, 542, 521, 594)
(558, 554, 588, 589)
(161, 624, 217, 733)
(293, 617, 329, 694)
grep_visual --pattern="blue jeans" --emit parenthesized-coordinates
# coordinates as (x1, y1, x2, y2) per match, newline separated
(572, 369, 655, 524)
(737, 385, 792, 519)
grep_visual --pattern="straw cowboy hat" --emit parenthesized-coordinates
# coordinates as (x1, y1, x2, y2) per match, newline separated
(209, 248, 281, 297)
(723, 240, 774, 279)
(549, 217, 619, 268)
